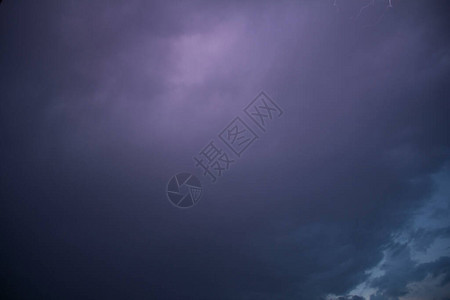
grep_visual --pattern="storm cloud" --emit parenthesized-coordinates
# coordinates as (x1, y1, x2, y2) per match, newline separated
(1, 1, 449, 299)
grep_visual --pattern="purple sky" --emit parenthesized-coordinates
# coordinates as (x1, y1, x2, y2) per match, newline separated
(1, 1, 449, 299)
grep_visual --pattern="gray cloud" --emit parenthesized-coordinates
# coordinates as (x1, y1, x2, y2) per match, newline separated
(1, 1, 449, 299)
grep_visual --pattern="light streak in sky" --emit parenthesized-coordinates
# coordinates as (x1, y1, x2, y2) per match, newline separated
(333, 0, 395, 25)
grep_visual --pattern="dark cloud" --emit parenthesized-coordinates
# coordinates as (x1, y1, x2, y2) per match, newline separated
(369, 255, 450, 299)
(1, 1, 449, 299)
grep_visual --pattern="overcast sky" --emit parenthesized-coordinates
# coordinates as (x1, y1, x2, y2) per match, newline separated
(1, 1, 449, 299)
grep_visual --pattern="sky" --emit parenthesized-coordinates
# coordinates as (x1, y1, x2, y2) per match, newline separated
(1, 0, 449, 299)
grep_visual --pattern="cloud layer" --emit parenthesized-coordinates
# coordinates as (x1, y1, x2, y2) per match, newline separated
(1, 1, 449, 299)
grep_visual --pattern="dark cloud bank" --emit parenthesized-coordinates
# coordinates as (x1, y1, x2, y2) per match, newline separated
(1, 1, 449, 299)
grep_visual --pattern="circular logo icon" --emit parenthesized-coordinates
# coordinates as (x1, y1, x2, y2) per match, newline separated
(167, 172, 202, 208)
